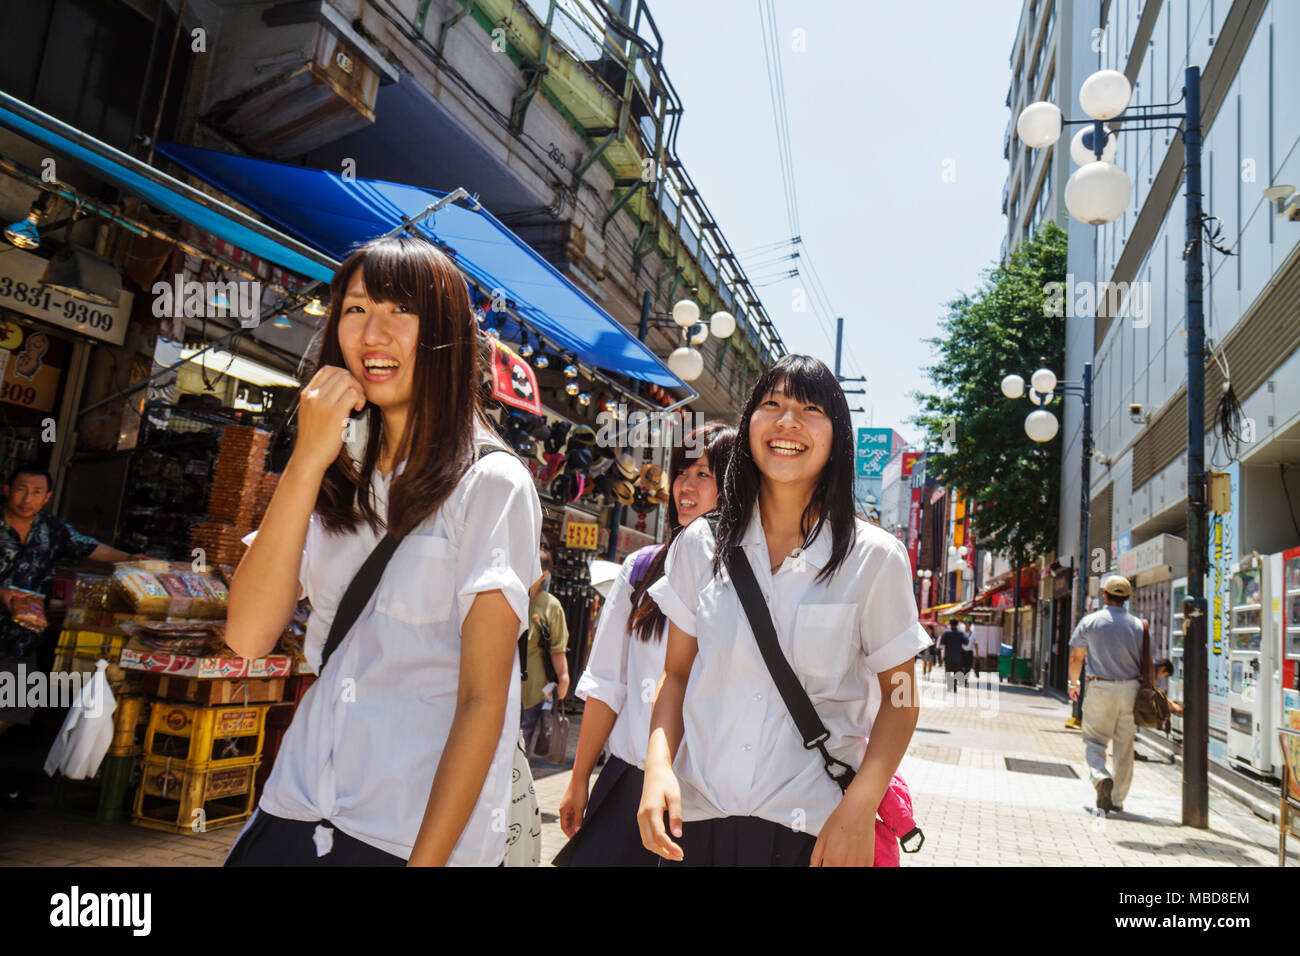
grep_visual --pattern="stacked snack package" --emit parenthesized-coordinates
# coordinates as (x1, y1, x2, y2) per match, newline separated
(110, 561, 229, 620)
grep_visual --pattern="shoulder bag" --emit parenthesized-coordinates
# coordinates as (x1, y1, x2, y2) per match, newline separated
(708, 514, 923, 857)
(1133, 619, 1171, 731)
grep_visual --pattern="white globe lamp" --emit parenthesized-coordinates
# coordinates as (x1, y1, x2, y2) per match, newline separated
(1016, 102, 1062, 148)
(1065, 161, 1132, 225)
(709, 310, 736, 339)
(1001, 373, 1025, 399)
(671, 299, 700, 328)
(1070, 125, 1117, 165)
(1025, 409, 1060, 443)
(667, 346, 704, 381)
(688, 323, 709, 346)
(1079, 69, 1132, 120)
(1030, 367, 1057, 394)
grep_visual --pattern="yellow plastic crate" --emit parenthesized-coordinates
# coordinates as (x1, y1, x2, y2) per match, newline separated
(55, 628, 128, 661)
(131, 755, 259, 833)
(143, 701, 270, 766)
(109, 696, 149, 756)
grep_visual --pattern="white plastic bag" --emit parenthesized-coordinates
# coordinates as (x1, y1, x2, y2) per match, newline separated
(44, 659, 117, 780)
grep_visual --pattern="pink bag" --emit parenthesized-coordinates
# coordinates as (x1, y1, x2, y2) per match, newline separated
(873, 773, 924, 866)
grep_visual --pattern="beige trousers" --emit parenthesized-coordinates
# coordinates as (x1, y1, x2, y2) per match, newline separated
(1081, 679, 1140, 805)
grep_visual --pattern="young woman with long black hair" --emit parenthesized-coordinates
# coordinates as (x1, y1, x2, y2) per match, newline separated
(223, 235, 542, 867)
(553, 423, 736, 866)
(638, 355, 930, 866)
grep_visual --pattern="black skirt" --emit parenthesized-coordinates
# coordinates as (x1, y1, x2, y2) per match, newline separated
(223, 810, 406, 867)
(552, 754, 659, 867)
(658, 815, 816, 867)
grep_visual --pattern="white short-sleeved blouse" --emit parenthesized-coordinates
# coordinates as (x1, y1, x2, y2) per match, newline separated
(258, 438, 542, 865)
(647, 506, 931, 837)
(575, 546, 667, 770)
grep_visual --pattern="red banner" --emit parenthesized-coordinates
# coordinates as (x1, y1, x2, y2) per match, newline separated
(489, 338, 542, 415)
(907, 484, 922, 574)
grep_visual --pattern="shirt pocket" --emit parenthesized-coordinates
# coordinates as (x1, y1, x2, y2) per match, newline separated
(792, 603, 858, 684)
(375, 534, 456, 626)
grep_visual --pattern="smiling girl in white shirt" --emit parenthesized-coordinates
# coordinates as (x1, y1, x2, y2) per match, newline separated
(223, 235, 541, 867)
(554, 422, 736, 866)
(638, 354, 930, 866)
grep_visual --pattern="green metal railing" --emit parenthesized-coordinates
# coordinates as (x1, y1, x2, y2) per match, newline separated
(438, 0, 785, 375)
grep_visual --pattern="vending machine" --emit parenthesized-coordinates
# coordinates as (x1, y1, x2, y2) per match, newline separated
(1226, 554, 1282, 778)
(1284, 546, 1300, 702)
(1168, 577, 1187, 738)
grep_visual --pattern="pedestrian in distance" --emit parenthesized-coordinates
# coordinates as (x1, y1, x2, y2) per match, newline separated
(960, 619, 976, 680)
(918, 624, 936, 677)
(1154, 659, 1184, 715)
(224, 235, 542, 866)
(637, 355, 930, 866)
(1068, 574, 1147, 813)
(520, 545, 570, 753)
(554, 422, 736, 866)
(939, 619, 967, 692)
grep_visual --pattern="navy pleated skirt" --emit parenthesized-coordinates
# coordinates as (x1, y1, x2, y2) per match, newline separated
(552, 755, 660, 867)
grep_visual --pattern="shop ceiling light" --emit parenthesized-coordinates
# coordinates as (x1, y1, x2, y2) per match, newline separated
(4, 194, 51, 250)
(303, 297, 327, 317)
(565, 381, 580, 396)
(180, 347, 301, 388)
(39, 245, 122, 307)
(563, 362, 578, 379)
(272, 314, 293, 328)
(577, 392, 591, 406)
(534, 353, 550, 369)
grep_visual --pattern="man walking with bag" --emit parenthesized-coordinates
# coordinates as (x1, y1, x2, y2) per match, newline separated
(1067, 574, 1146, 813)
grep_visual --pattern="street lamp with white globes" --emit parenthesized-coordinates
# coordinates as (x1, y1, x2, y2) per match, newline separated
(1018, 64, 1218, 828)
(640, 295, 737, 383)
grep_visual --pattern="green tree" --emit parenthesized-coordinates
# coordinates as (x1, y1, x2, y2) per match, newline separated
(911, 221, 1067, 571)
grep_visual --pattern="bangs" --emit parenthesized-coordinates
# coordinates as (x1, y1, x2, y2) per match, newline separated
(339, 235, 466, 322)
(755, 354, 842, 410)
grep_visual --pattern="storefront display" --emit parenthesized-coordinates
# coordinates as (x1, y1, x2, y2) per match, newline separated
(46, 547, 310, 833)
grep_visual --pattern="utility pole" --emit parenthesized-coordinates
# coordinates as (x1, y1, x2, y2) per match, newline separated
(1181, 66, 1209, 829)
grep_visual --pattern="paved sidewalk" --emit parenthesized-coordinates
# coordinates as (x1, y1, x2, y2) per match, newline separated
(895, 668, 1295, 866)
(1, 673, 1294, 866)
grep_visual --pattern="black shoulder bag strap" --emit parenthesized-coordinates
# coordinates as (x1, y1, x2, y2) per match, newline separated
(319, 445, 509, 674)
(708, 514, 857, 793)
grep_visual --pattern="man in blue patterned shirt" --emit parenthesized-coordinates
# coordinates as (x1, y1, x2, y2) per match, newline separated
(1, 466, 136, 724)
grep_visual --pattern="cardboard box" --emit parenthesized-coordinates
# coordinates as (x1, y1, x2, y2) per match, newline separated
(140, 673, 285, 705)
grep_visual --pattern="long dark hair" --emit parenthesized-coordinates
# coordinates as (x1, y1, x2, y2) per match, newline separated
(312, 235, 491, 538)
(713, 354, 857, 584)
(625, 422, 737, 642)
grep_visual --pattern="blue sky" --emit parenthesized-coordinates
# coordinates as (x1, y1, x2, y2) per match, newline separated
(648, 0, 1023, 443)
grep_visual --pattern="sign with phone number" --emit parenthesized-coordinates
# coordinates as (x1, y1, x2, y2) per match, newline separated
(0, 249, 132, 345)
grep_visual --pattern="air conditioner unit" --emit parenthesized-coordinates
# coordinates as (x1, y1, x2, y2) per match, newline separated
(202, 1, 398, 158)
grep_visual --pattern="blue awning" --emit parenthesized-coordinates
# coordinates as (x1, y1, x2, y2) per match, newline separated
(0, 91, 338, 283)
(155, 143, 684, 389)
